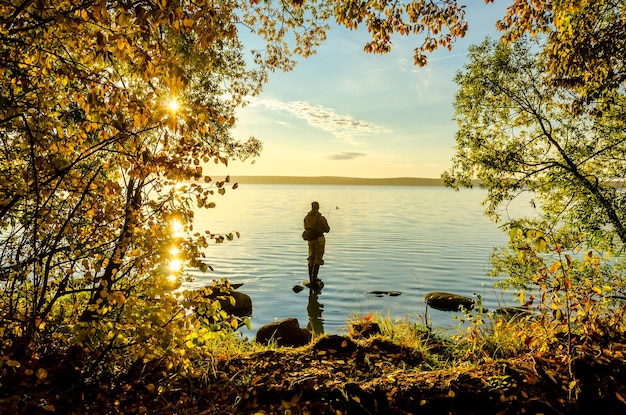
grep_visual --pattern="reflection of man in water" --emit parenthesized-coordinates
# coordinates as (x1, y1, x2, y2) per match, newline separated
(303, 201, 330, 284)
(306, 288, 324, 335)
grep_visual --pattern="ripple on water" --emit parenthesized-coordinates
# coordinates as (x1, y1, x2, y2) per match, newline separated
(185, 185, 535, 334)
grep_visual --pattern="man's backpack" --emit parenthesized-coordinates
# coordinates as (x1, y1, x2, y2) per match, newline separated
(302, 215, 321, 241)
(302, 228, 321, 241)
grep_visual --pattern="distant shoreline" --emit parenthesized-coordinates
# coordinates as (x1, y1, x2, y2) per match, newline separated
(230, 176, 446, 186)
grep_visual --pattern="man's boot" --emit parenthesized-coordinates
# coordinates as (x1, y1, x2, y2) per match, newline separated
(312, 264, 320, 283)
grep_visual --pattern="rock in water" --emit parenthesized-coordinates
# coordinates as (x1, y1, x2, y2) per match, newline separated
(425, 292, 474, 312)
(214, 290, 252, 317)
(492, 307, 532, 318)
(367, 290, 401, 297)
(193, 284, 252, 318)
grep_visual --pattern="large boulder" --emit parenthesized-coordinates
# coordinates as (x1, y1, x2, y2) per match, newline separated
(256, 318, 312, 347)
(191, 283, 252, 323)
(425, 292, 474, 312)
(215, 290, 252, 317)
(202, 284, 252, 317)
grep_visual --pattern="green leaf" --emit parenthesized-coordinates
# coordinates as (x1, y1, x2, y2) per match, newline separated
(534, 236, 547, 252)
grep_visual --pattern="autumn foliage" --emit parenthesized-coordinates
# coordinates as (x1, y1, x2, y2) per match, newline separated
(1, 0, 625, 413)
(0, 0, 275, 406)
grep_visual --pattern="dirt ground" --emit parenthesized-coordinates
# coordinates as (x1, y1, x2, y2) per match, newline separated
(3, 332, 625, 415)
(191, 334, 626, 415)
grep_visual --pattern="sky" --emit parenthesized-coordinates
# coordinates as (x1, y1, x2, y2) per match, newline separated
(216, 2, 511, 179)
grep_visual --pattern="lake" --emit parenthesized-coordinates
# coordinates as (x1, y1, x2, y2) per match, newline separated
(184, 184, 536, 336)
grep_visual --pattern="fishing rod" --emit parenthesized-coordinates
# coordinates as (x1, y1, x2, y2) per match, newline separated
(327, 190, 336, 217)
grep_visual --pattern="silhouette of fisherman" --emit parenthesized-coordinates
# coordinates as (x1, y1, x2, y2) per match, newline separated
(303, 201, 330, 285)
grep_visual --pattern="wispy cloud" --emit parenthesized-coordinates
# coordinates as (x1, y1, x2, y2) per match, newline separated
(327, 152, 366, 160)
(253, 99, 391, 144)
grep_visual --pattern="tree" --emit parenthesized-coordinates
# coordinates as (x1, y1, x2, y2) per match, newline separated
(443, 37, 626, 288)
(0, 0, 320, 387)
(495, 0, 626, 107)
(443, 37, 626, 380)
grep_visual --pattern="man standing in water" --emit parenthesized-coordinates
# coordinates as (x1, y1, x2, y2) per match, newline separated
(303, 201, 330, 285)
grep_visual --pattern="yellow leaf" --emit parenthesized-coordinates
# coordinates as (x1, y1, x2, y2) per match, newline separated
(145, 383, 155, 393)
(554, 308, 563, 321)
(111, 291, 126, 305)
(36, 368, 48, 380)
(352, 395, 361, 403)
(592, 286, 602, 295)
(448, 390, 455, 397)
(549, 261, 561, 274)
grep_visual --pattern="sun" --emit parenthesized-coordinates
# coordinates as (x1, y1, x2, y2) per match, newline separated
(168, 98, 180, 112)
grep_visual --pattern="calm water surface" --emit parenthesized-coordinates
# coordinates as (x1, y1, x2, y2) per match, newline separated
(185, 184, 535, 336)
